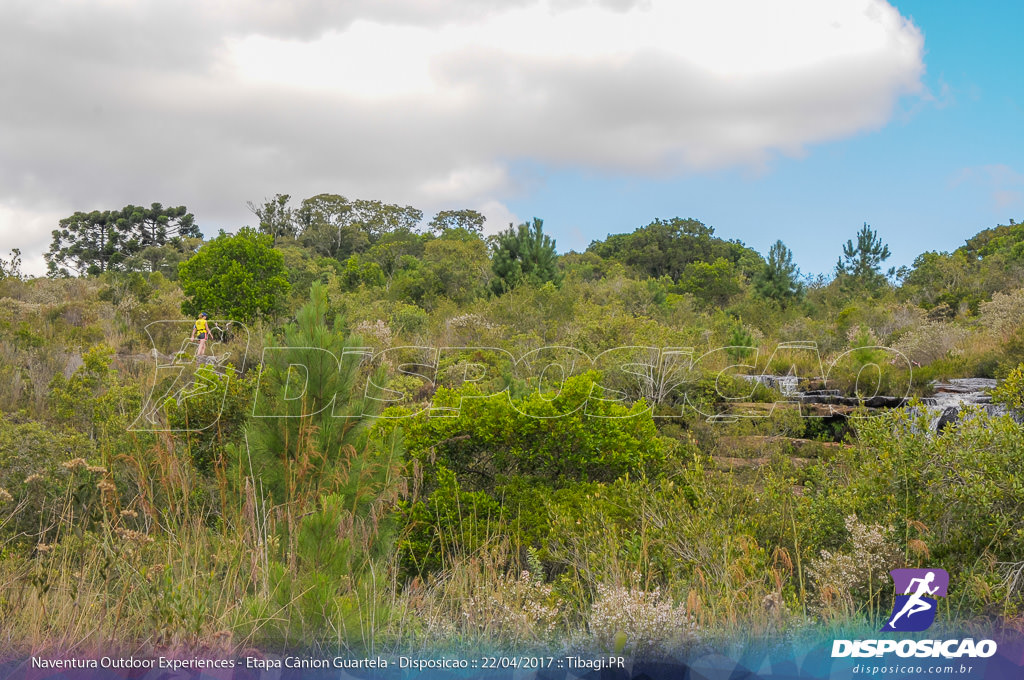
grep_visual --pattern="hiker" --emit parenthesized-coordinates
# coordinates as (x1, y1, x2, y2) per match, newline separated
(191, 312, 210, 361)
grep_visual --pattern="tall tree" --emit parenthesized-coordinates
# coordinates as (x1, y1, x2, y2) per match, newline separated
(247, 193, 297, 244)
(490, 217, 561, 294)
(295, 193, 351, 232)
(122, 203, 201, 273)
(899, 250, 980, 311)
(125, 203, 199, 248)
(350, 199, 423, 242)
(296, 193, 369, 259)
(365, 228, 424, 290)
(961, 218, 1024, 261)
(46, 210, 132, 276)
(679, 258, 742, 306)
(588, 217, 763, 282)
(836, 223, 892, 287)
(47, 204, 201, 277)
(754, 240, 804, 304)
(427, 209, 486, 236)
(0, 248, 21, 281)
(428, 236, 491, 303)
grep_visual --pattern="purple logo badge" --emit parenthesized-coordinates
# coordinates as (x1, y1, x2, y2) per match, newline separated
(881, 568, 949, 632)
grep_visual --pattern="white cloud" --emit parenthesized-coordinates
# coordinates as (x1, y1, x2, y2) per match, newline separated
(0, 203, 63, 276)
(950, 164, 1024, 213)
(417, 164, 514, 203)
(476, 200, 522, 236)
(0, 0, 925, 274)
(223, 1, 924, 170)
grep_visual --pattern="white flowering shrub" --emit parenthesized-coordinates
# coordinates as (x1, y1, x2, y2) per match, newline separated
(979, 289, 1024, 339)
(464, 570, 561, 640)
(580, 576, 697, 658)
(446, 313, 496, 331)
(419, 564, 563, 647)
(892, 321, 967, 365)
(352, 319, 393, 348)
(807, 515, 903, 620)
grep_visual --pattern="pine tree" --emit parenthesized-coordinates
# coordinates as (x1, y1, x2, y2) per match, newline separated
(836, 223, 892, 288)
(754, 240, 804, 304)
(244, 284, 406, 639)
(244, 282, 381, 509)
(726, 324, 756, 363)
(490, 217, 561, 294)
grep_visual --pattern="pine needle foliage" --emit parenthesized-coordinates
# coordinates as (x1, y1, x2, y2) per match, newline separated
(244, 281, 381, 510)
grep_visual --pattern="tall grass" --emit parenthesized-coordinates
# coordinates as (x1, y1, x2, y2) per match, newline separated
(1, 418, 1018, 656)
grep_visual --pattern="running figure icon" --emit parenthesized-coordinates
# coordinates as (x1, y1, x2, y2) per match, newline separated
(881, 568, 949, 632)
(887, 572, 938, 628)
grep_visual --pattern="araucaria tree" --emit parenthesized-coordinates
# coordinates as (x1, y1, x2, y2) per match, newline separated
(177, 227, 290, 322)
(490, 217, 561, 294)
(45, 203, 199, 276)
(836, 223, 892, 288)
(128, 203, 197, 245)
(755, 240, 804, 304)
(123, 203, 201, 273)
(46, 210, 131, 276)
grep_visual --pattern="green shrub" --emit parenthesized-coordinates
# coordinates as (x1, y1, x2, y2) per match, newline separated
(178, 228, 290, 322)
(164, 365, 253, 474)
(401, 371, 665, 491)
(399, 465, 504, 576)
(991, 362, 1024, 411)
(0, 415, 94, 544)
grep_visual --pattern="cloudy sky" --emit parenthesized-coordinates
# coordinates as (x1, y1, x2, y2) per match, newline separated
(1, 0, 1021, 276)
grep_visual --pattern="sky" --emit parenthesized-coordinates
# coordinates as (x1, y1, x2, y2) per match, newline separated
(0, 0, 1021, 277)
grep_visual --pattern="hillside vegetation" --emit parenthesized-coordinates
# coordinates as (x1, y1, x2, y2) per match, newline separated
(1, 198, 1023, 655)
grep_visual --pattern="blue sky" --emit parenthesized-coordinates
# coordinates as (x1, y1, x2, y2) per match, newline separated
(0, 1, 1020, 277)
(506, 1, 1024, 274)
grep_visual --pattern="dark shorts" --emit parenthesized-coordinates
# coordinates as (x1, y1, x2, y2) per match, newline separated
(196, 331, 207, 340)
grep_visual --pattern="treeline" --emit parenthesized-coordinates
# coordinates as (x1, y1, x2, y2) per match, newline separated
(34, 192, 956, 312)
(37, 193, 1024, 317)
(23, 191, 1024, 384)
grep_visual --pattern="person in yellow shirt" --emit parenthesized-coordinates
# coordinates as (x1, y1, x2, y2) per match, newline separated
(190, 312, 210, 361)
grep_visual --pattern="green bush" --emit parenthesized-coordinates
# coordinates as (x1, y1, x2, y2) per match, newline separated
(164, 365, 253, 474)
(991, 362, 1024, 411)
(401, 371, 665, 491)
(399, 465, 504, 575)
(0, 415, 94, 544)
(817, 408, 1024, 614)
(178, 228, 290, 322)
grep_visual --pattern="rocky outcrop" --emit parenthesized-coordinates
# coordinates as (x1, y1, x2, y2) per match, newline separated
(736, 375, 1021, 432)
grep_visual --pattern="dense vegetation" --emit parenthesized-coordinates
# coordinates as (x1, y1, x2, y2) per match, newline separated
(1, 195, 1023, 656)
